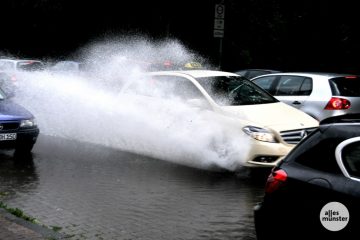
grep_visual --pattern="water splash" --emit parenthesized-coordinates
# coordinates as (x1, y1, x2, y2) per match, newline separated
(9, 37, 250, 171)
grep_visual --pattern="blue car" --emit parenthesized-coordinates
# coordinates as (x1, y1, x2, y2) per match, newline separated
(0, 89, 39, 152)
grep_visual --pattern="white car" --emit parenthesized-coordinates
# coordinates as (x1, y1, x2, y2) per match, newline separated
(50, 60, 85, 73)
(0, 59, 45, 72)
(121, 70, 319, 168)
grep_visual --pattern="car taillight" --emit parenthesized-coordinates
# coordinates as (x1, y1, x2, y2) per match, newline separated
(324, 97, 351, 110)
(265, 169, 287, 194)
(163, 60, 172, 67)
(345, 76, 358, 79)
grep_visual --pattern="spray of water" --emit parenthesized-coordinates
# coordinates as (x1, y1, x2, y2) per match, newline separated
(8, 37, 251, 171)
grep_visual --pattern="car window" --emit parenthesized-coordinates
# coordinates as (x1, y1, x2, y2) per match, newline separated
(152, 76, 204, 99)
(342, 141, 360, 179)
(275, 76, 311, 96)
(124, 75, 204, 100)
(17, 61, 45, 71)
(329, 76, 360, 97)
(252, 76, 277, 94)
(298, 77, 313, 96)
(196, 76, 278, 106)
(291, 131, 342, 174)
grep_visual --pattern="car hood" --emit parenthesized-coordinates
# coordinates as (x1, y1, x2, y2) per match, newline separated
(0, 100, 34, 121)
(219, 102, 319, 132)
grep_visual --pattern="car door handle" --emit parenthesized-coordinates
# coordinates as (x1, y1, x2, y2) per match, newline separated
(292, 101, 301, 105)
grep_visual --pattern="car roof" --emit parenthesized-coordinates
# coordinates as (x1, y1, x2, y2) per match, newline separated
(236, 68, 280, 72)
(252, 72, 358, 79)
(148, 70, 239, 78)
(0, 58, 43, 63)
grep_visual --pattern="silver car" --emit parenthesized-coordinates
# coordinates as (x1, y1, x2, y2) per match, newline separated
(0, 59, 45, 72)
(251, 72, 360, 121)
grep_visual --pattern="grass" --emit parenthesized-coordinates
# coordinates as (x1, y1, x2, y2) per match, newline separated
(0, 201, 38, 224)
(51, 225, 63, 232)
(0, 192, 9, 197)
(0, 201, 67, 239)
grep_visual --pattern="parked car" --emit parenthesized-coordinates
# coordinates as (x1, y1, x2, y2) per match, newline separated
(235, 69, 280, 79)
(0, 71, 17, 96)
(0, 59, 45, 72)
(0, 59, 46, 96)
(50, 60, 85, 73)
(251, 72, 360, 121)
(121, 70, 319, 169)
(0, 87, 39, 153)
(254, 114, 360, 239)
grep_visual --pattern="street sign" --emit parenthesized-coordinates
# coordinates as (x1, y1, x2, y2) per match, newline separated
(214, 19, 224, 30)
(214, 4, 225, 19)
(214, 4, 225, 38)
(213, 29, 224, 38)
(214, 3, 225, 68)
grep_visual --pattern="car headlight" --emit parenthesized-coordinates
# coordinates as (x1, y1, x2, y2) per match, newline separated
(243, 126, 278, 143)
(20, 119, 37, 128)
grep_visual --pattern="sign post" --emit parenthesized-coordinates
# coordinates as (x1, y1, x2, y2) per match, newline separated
(214, 3, 225, 69)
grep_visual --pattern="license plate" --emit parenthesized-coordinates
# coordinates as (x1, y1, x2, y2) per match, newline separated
(0, 133, 17, 141)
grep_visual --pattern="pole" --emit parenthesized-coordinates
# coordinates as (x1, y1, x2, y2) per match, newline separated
(213, 2, 225, 70)
(219, 38, 223, 70)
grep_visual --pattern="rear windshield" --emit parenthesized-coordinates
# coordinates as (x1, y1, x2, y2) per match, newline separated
(329, 77, 360, 96)
(17, 61, 45, 71)
(195, 76, 278, 106)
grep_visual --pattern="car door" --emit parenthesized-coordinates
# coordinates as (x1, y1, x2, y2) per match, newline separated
(273, 76, 312, 111)
(335, 137, 360, 230)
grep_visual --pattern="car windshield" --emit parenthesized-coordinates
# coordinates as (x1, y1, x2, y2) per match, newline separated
(329, 76, 360, 96)
(196, 76, 278, 106)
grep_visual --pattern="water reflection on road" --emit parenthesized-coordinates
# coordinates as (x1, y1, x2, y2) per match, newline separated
(0, 134, 268, 240)
(0, 151, 39, 198)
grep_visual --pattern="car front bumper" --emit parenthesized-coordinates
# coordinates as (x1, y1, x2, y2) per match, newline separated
(242, 139, 295, 168)
(0, 127, 40, 149)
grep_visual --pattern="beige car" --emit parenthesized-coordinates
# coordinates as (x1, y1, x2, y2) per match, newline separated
(122, 70, 319, 168)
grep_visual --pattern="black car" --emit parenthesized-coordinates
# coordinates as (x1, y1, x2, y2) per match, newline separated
(254, 114, 360, 240)
(0, 88, 39, 152)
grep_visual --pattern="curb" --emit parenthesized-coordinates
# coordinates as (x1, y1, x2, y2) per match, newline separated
(0, 208, 68, 239)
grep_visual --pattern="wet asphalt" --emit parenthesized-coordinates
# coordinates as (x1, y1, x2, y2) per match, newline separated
(0, 134, 268, 240)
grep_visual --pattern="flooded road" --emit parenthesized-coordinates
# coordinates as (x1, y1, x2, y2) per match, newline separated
(0, 134, 267, 240)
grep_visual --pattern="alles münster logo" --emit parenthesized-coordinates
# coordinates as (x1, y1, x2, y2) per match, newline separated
(320, 202, 349, 231)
